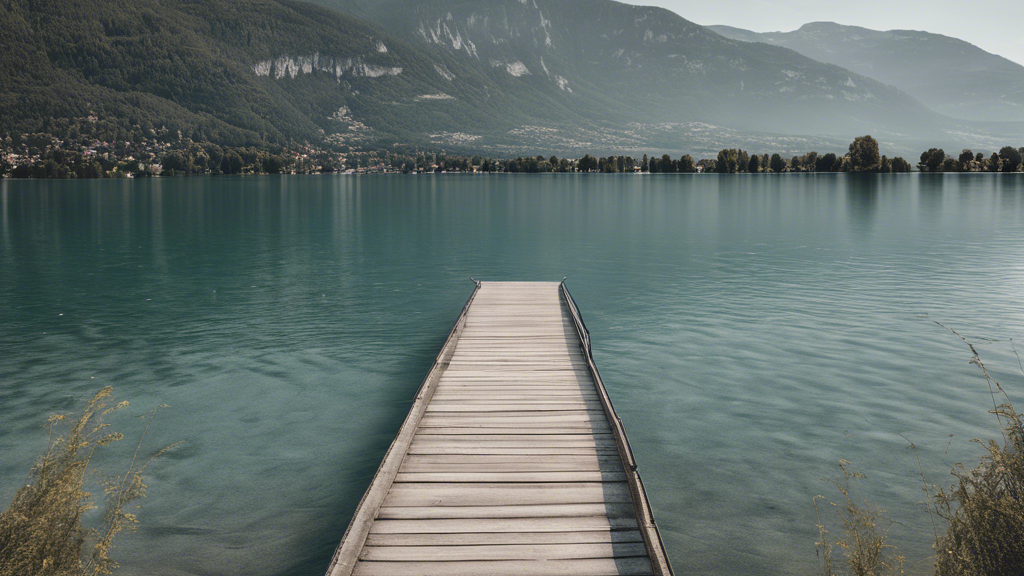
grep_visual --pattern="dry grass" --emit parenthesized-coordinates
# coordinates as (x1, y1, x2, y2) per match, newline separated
(816, 326, 1023, 576)
(0, 387, 177, 576)
(932, 327, 1024, 576)
(814, 461, 905, 576)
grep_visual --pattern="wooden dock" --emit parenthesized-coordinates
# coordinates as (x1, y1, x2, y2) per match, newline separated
(325, 281, 672, 576)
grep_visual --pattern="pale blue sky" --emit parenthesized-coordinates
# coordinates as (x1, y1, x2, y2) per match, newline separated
(624, 0, 1024, 65)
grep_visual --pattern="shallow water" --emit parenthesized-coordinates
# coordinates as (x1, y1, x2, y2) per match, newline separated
(1, 174, 1023, 575)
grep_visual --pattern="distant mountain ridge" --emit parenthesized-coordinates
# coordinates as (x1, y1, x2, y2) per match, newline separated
(708, 22, 1024, 123)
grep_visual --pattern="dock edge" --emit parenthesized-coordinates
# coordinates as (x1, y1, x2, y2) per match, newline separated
(324, 280, 482, 576)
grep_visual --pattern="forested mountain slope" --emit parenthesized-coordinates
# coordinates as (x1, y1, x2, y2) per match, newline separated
(0, 0, 614, 148)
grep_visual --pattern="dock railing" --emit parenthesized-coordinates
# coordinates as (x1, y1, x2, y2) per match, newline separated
(559, 279, 675, 576)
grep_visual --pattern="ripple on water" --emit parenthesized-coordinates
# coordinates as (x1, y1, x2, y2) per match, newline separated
(1, 174, 1023, 576)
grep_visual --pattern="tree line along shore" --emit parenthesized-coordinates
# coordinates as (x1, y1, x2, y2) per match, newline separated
(2, 125, 1023, 178)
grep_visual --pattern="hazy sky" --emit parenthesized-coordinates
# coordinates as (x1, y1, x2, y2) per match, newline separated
(623, 0, 1024, 66)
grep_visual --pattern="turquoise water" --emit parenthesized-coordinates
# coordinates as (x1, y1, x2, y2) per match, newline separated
(1, 174, 1023, 575)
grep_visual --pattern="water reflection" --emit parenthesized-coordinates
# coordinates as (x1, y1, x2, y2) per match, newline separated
(846, 175, 878, 232)
(915, 174, 945, 224)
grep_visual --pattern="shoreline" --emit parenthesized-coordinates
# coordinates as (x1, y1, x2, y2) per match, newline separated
(4, 134, 1022, 179)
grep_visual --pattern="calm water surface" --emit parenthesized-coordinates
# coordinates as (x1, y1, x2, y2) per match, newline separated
(2, 174, 1023, 575)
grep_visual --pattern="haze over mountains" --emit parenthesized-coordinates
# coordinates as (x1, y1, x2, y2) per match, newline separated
(2, 0, 1021, 156)
(357, 0, 937, 135)
(709, 22, 1024, 123)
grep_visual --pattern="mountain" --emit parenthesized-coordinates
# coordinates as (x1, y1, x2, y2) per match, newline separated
(0, 0, 622, 150)
(346, 0, 955, 143)
(2, 0, 1019, 156)
(708, 22, 1024, 123)
(2, 0, 395, 145)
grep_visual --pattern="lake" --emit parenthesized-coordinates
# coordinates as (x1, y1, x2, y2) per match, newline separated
(1, 173, 1023, 576)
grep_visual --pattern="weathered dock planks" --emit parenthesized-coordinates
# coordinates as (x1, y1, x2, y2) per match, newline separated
(325, 281, 673, 576)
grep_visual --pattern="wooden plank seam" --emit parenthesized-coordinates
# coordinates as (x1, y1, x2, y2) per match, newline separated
(326, 280, 674, 576)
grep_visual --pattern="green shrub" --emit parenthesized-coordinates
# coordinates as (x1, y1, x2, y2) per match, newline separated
(0, 387, 177, 576)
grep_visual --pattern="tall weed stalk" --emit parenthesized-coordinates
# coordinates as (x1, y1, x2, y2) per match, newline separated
(814, 461, 905, 576)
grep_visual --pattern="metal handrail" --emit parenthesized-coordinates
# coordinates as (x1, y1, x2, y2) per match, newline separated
(559, 279, 675, 576)
(559, 280, 634, 470)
